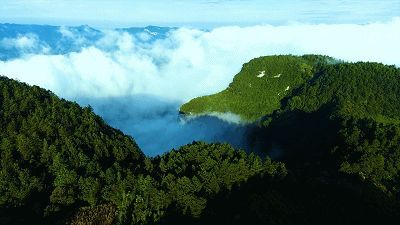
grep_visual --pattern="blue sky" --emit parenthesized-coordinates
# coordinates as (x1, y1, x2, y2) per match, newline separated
(1, 0, 400, 28)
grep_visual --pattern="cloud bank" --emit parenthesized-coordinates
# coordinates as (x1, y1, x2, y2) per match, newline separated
(1, 19, 399, 155)
(2, 19, 400, 101)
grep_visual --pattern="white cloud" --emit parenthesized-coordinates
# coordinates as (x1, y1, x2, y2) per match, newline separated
(1, 19, 400, 102)
(58, 26, 97, 47)
(1, 19, 399, 155)
(0, 33, 48, 52)
(59, 26, 76, 39)
(182, 112, 245, 125)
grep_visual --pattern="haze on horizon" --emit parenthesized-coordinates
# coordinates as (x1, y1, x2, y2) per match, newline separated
(1, 0, 400, 28)
(1, 0, 400, 155)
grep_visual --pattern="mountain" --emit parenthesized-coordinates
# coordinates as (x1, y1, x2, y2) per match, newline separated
(182, 54, 400, 200)
(0, 76, 145, 223)
(0, 24, 174, 61)
(0, 76, 283, 224)
(117, 25, 176, 41)
(2, 54, 400, 225)
(256, 60, 400, 194)
(180, 55, 337, 121)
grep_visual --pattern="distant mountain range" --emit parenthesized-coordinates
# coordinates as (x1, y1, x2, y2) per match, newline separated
(0, 23, 175, 60)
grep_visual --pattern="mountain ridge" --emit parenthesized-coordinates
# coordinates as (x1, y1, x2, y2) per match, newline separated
(180, 54, 337, 121)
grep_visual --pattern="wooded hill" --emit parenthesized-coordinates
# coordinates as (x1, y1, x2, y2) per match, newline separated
(1, 54, 400, 225)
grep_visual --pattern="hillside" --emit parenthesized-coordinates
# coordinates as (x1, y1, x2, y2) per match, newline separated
(180, 55, 336, 121)
(2, 64, 400, 225)
(257, 61, 400, 194)
(0, 76, 146, 223)
(181, 55, 400, 210)
(0, 76, 284, 224)
(281, 62, 400, 121)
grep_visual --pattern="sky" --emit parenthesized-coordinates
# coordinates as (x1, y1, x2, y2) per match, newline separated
(1, 0, 400, 28)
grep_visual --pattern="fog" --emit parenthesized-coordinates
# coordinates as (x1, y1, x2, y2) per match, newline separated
(1, 19, 399, 155)
(77, 96, 252, 156)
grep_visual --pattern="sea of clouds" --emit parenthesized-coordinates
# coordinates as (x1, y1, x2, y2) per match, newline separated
(0, 18, 399, 155)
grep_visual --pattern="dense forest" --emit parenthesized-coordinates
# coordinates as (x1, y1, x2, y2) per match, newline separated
(256, 61, 400, 192)
(181, 55, 400, 223)
(0, 76, 285, 224)
(2, 54, 400, 225)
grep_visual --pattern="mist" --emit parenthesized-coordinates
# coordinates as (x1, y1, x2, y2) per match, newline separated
(77, 95, 252, 156)
(1, 19, 399, 155)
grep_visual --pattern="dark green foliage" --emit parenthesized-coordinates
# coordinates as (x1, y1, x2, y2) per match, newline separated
(189, 172, 399, 225)
(276, 62, 400, 190)
(104, 142, 286, 225)
(0, 76, 145, 223)
(255, 61, 400, 196)
(337, 118, 400, 193)
(153, 142, 286, 218)
(0, 76, 285, 224)
(284, 62, 400, 121)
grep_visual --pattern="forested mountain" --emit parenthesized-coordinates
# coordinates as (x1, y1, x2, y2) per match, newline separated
(0, 76, 284, 224)
(180, 55, 337, 121)
(0, 76, 145, 223)
(258, 61, 400, 195)
(1, 54, 400, 225)
(181, 55, 400, 211)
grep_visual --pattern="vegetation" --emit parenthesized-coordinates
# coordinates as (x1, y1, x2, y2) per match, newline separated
(182, 55, 400, 196)
(180, 55, 336, 121)
(0, 76, 284, 224)
(182, 56, 400, 223)
(2, 54, 400, 224)
(0, 76, 145, 224)
(259, 62, 400, 191)
(282, 62, 400, 120)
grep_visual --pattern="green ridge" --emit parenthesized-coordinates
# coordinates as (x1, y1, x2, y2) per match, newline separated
(180, 55, 335, 121)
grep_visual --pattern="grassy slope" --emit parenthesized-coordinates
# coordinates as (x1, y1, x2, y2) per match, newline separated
(180, 55, 333, 121)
